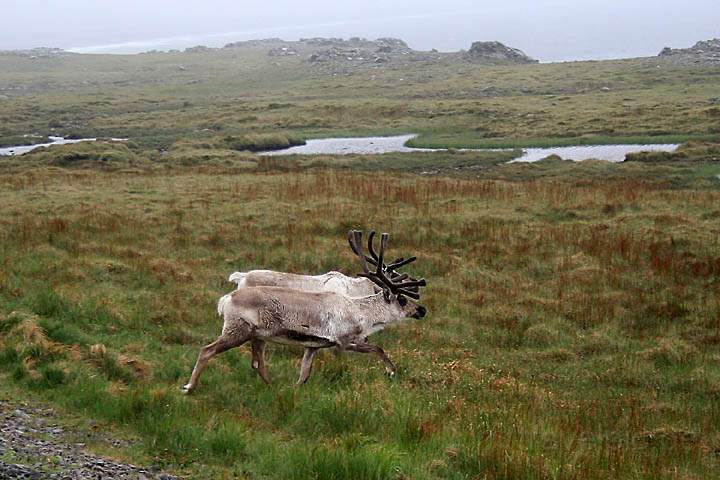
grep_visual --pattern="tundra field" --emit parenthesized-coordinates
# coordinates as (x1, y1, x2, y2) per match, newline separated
(1, 42, 720, 479)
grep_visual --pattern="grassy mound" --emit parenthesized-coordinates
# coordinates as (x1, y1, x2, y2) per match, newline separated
(14, 141, 142, 168)
(222, 133, 305, 152)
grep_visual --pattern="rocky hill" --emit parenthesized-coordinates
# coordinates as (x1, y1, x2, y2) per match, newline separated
(659, 38, 720, 65)
(219, 37, 538, 73)
(1, 38, 537, 71)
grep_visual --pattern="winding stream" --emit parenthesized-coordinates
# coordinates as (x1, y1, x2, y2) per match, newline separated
(260, 134, 679, 162)
(512, 143, 679, 163)
(1, 134, 680, 163)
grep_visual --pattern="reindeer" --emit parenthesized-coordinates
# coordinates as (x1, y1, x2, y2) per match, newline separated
(226, 231, 421, 361)
(226, 230, 419, 297)
(182, 230, 426, 393)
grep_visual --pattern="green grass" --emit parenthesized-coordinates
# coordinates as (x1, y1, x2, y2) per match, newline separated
(1, 164, 719, 478)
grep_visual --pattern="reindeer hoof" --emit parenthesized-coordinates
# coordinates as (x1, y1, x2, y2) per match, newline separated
(181, 384, 194, 395)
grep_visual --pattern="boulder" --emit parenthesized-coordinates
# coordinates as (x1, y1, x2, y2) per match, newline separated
(464, 41, 538, 64)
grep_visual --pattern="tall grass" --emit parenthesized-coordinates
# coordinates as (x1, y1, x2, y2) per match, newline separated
(0, 167, 719, 478)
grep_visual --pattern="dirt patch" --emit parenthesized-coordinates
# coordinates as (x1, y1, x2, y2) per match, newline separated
(0, 398, 175, 479)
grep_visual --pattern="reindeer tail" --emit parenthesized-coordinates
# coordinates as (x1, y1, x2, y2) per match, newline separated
(228, 271, 247, 288)
(217, 293, 233, 317)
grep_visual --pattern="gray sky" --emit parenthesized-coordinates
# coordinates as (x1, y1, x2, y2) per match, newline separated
(1, 0, 718, 61)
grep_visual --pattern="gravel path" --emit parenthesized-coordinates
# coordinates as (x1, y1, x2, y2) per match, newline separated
(0, 399, 176, 479)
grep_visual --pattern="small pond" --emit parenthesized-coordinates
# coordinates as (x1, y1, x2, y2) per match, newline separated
(259, 134, 434, 156)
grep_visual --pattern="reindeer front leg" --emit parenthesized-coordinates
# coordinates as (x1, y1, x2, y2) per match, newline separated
(297, 347, 319, 384)
(346, 341, 397, 377)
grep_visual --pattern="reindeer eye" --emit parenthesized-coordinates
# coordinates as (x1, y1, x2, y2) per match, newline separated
(398, 296, 407, 307)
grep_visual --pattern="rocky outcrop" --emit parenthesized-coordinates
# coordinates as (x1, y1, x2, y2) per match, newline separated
(300, 37, 349, 47)
(82, 36, 536, 71)
(309, 46, 389, 64)
(0, 47, 72, 58)
(268, 46, 299, 57)
(659, 38, 720, 65)
(375, 38, 410, 52)
(303, 37, 538, 71)
(184, 45, 215, 53)
(306, 37, 419, 67)
(223, 38, 283, 49)
(464, 41, 538, 64)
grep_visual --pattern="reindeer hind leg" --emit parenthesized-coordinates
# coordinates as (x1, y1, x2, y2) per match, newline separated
(297, 347, 319, 385)
(251, 338, 272, 384)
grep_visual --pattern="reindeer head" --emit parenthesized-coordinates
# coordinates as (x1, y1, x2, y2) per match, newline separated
(348, 230, 427, 319)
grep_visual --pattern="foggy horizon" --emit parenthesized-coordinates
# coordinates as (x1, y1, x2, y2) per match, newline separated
(2, 0, 718, 62)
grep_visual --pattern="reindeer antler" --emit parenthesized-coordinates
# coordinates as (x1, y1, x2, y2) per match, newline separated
(366, 230, 420, 292)
(348, 229, 421, 292)
(348, 230, 426, 300)
(366, 230, 416, 273)
(349, 230, 410, 272)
